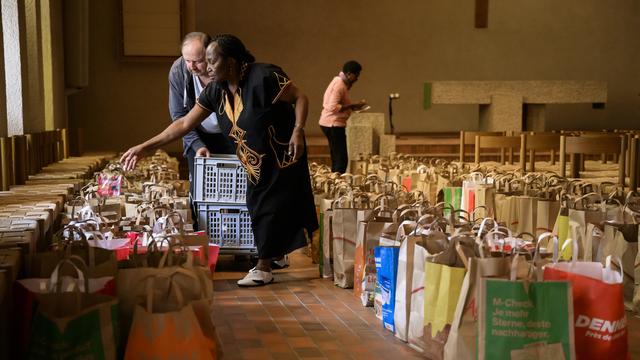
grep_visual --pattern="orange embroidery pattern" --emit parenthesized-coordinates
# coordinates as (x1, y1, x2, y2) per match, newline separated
(220, 89, 264, 185)
(272, 72, 291, 104)
(268, 125, 298, 169)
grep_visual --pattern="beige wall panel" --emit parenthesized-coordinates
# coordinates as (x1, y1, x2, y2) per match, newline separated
(195, 0, 639, 133)
(122, 22, 180, 56)
(122, 0, 179, 13)
(67, 0, 640, 153)
(122, 0, 181, 56)
(64, 0, 89, 88)
(24, 0, 45, 133)
(67, 0, 181, 153)
(50, 0, 67, 130)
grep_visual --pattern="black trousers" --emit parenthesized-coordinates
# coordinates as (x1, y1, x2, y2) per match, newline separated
(320, 126, 348, 173)
(185, 132, 236, 230)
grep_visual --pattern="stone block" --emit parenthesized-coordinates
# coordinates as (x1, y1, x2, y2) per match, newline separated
(346, 124, 373, 163)
(347, 112, 385, 154)
(430, 81, 607, 105)
(427, 81, 607, 132)
(524, 104, 546, 132)
(479, 93, 523, 131)
(379, 135, 396, 157)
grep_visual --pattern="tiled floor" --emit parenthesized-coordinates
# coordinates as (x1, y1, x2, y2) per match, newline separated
(212, 250, 640, 360)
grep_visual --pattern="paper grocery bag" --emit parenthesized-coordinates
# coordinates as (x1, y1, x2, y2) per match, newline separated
(124, 276, 216, 360)
(536, 199, 560, 236)
(436, 175, 452, 201)
(478, 278, 576, 360)
(333, 208, 372, 288)
(494, 194, 519, 233)
(28, 244, 118, 279)
(407, 245, 428, 352)
(461, 186, 475, 214)
(510, 343, 567, 360)
(394, 233, 420, 342)
(600, 224, 638, 305)
(320, 200, 334, 279)
(442, 187, 462, 216)
(311, 215, 321, 264)
(474, 186, 495, 219)
(311, 194, 326, 265)
(444, 257, 512, 360)
(422, 262, 466, 360)
(28, 291, 120, 359)
(515, 196, 537, 237)
(117, 260, 213, 343)
(635, 226, 640, 313)
(0, 271, 8, 359)
(544, 260, 627, 360)
(354, 214, 396, 306)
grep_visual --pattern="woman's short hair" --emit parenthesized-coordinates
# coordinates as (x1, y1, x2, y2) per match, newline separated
(342, 61, 362, 75)
(212, 34, 256, 64)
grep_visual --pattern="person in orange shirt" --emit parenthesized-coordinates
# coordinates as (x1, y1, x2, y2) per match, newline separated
(318, 61, 367, 173)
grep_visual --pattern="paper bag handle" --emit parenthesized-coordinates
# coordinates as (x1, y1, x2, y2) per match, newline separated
(145, 273, 187, 312)
(534, 232, 558, 264)
(49, 255, 90, 294)
(604, 255, 624, 284)
(559, 235, 580, 264)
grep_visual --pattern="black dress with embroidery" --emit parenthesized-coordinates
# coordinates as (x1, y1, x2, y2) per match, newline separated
(196, 63, 318, 259)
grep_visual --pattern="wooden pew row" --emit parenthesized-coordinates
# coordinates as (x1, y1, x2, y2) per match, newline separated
(300, 130, 640, 185)
(559, 134, 627, 185)
(474, 134, 525, 170)
(460, 131, 504, 162)
(0, 129, 70, 190)
(469, 132, 628, 185)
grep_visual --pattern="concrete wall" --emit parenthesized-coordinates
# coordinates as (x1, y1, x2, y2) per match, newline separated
(68, 0, 640, 152)
(0, 11, 6, 137)
(41, 0, 67, 131)
(2, 0, 29, 136)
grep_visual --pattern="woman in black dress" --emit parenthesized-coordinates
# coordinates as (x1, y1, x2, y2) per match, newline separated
(121, 34, 318, 286)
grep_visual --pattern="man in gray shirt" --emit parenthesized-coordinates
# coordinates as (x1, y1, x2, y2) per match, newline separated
(169, 32, 234, 228)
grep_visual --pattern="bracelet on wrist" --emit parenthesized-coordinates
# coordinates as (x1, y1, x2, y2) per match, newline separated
(294, 125, 304, 131)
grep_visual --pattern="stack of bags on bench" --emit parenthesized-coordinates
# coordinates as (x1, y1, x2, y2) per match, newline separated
(0, 153, 113, 358)
(1, 150, 219, 359)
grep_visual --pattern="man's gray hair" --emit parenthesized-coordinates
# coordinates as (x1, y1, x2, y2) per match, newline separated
(181, 32, 212, 49)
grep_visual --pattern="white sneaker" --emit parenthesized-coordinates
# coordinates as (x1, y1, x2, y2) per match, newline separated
(271, 255, 290, 269)
(237, 267, 274, 287)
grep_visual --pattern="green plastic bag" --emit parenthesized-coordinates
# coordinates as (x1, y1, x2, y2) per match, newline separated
(28, 292, 120, 359)
(478, 278, 575, 360)
(319, 211, 325, 278)
(442, 187, 462, 216)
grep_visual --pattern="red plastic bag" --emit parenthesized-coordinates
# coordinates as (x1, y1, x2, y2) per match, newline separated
(543, 257, 628, 360)
(97, 173, 122, 197)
